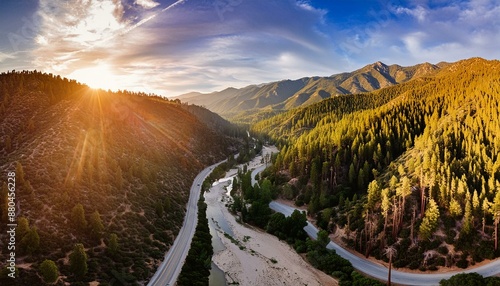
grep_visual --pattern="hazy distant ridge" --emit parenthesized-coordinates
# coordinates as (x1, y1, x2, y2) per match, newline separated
(177, 61, 444, 117)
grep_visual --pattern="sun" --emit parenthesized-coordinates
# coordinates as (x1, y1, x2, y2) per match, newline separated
(70, 64, 120, 90)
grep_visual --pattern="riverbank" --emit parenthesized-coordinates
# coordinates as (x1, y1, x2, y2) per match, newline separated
(206, 145, 336, 285)
(210, 182, 336, 286)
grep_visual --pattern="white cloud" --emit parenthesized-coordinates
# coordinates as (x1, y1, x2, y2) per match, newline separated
(339, 0, 500, 67)
(34, 0, 128, 54)
(295, 0, 327, 24)
(30, 0, 143, 90)
(394, 5, 428, 22)
(135, 0, 160, 9)
(402, 32, 426, 55)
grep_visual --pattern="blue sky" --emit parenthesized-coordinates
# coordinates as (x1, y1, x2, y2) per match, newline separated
(0, 0, 499, 96)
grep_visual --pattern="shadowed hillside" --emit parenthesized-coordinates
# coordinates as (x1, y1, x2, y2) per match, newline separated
(0, 70, 238, 284)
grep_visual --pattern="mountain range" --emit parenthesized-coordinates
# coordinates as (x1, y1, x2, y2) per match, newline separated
(177, 61, 448, 120)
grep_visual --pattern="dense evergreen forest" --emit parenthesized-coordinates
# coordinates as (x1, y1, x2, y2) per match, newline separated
(0, 70, 239, 285)
(252, 58, 500, 270)
(228, 158, 383, 285)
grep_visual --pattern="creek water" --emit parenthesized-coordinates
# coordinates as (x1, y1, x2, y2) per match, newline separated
(208, 262, 227, 286)
(205, 180, 235, 286)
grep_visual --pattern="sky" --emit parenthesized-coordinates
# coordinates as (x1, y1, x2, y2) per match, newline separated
(0, 0, 499, 97)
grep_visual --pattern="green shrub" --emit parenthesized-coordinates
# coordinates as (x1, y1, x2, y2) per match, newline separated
(39, 260, 58, 283)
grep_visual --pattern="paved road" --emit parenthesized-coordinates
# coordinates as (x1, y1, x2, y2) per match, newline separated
(269, 201, 500, 286)
(148, 161, 225, 286)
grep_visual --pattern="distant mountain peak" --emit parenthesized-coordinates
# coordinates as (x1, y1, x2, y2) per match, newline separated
(175, 59, 468, 121)
(372, 61, 389, 74)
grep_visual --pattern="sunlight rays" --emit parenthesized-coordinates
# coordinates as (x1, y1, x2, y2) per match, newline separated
(125, 105, 201, 166)
(64, 88, 110, 188)
(62, 86, 204, 191)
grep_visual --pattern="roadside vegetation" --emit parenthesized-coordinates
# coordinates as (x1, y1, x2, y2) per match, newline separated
(178, 200, 213, 286)
(439, 272, 500, 286)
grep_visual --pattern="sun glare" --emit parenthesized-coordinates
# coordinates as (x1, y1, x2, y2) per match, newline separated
(70, 64, 120, 90)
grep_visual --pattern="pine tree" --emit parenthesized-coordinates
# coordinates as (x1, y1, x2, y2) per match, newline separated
(482, 198, 490, 234)
(493, 191, 500, 251)
(397, 176, 412, 227)
(71, 204, 87, 231)
(348, 163, 356, 185)
(20, 227, 40, 255)
(462, 198, 473, 235)
(389, 175, 398, 190)
(16, 217, 30, 238)
(39, 259, 59, 284)
(358, 169, 365, 190)
(15, 161, 25, 187)
(89, 211, 104, 240)
(310, 159, 320, 188)
(366, 180, 381, 210)
(108, 233, 119, 255)
(449, 199, 462, 217)
(419, 199, 439, 240)
(472, 190, 480, 213)
(381, 188, 391, 233)
(69, 243, 88, 278)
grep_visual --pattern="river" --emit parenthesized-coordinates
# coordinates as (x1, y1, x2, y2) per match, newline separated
(205, 179, 234, 286)
(204, 145, 279, 286)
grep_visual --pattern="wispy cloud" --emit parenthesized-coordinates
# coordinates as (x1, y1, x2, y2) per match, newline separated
(33, 0, 127, 71)
(342, 0, 500, 65)
(10, 0, 500, 96)
(0, 51, 15, 63)
(31, 0, 190, 91)
(393, 5, 427, 22)
(30, 0, 342, 95)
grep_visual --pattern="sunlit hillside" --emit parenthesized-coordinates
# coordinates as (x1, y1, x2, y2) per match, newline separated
(253, 58, 500, 270)
(0, 71, 238, 284)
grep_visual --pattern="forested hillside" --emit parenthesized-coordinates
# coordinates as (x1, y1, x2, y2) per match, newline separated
(178, 61, 443, 122)
(253, 58, 500, 270)
(0, 71, 238, 285)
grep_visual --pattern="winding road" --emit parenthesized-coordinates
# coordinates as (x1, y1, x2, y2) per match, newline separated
(148, 160, 225, 286)
(269, 201, 500, 285)
(149, 145, 500, 286)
